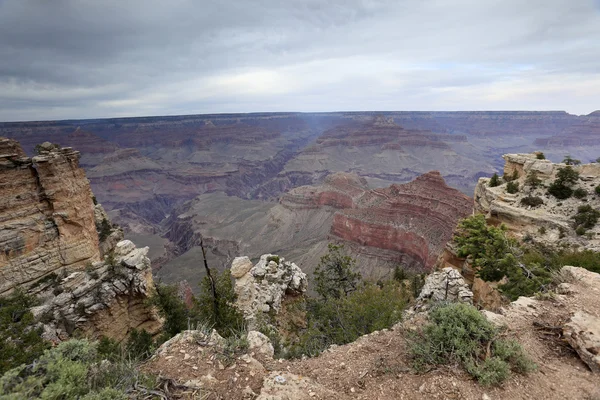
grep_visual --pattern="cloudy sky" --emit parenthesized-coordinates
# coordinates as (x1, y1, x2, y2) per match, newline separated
(1, 0, 599, 121)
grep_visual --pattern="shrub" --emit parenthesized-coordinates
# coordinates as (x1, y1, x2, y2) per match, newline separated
(525, 171, 542, 188)
(506, 181, 519, 194)
(547, 182, 573, 199)
(0, 290, 50, 375)
(489, 173, 500, 187)
(575, 226, 586, 236)
(535, 152, 546, 160)
(595, 185, 600, 195)
(97, 218, 112, 241)
(0, 339, 156, 399)
(148, 283, 189, 339)
(573, 204, 600, 230)
(520, 196, 544, 207)
(125, 329, 154, 360)
(288, 281, 407, 358)
(314, 243, 362, 300)
(563, 155, 581, 166)
(551, 249, 600, 274)
(193, 269, 245, 337)
(454, 215, 557, 299)
(409, 303, 535, 385)
(573, 188, 588, 199)
(556, 166, 579, 184)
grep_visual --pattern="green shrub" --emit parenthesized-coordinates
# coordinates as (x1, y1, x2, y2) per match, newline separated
(520, 196, 544, 207)
(314, 244, 362, 300)
(535, 152, 546, 160)
(409, 303, 535, 385)
(193, 269, 245, 337)
(125, 329, 154, 360)
(556, 166, 579, 184)
(595, 185, 600, 196)
(288, 281, 407, 358)
(551, 249, 600, 273)
(0, 338, 157, 399)
(454, 215, 557, 299)
(563, 155, 581, 166)
(547, 182, 573, 199)
(525, 171, 542, 188)
(148, 283, 189, 340)
(97, 218, 112, 241)
(489, 173, 500, 187)
(506, 181, 519, 194)
(573, 205, 600, 231)
(573, 188, 588, 199)
(0, 290, 50, 375)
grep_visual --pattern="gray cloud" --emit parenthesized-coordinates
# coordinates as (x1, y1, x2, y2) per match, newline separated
(0, 0, 599, 121)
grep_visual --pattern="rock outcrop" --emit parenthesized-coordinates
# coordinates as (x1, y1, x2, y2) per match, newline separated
(0, 137, 161, 341)
(412, 267, 473, 312)
(30, 240, 161, 341)
(232, 254, 307, 329)
(563, 312, 600, 373)
(0, 138, 101, 295)
(474, 152, 600, 251)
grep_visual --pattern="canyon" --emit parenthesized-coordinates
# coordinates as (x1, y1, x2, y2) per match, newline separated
(3, 111, 600, 289)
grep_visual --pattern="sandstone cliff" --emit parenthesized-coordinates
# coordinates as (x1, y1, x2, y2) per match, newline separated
(0, 139, 101, 294)
(0, 137, 161, 340)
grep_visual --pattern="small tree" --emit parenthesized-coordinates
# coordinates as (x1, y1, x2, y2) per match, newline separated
(506, 181, 519, 194)
(563, 155, 581, 166)
(148, 283, 189, 339)
(489, 173, 500, 187)
(525, 172, 542, 188)
(194, 269, 244, 336)
(314, 244, 362, 300)
(535, 152, 546, 160)
(556, 166, 579, 184)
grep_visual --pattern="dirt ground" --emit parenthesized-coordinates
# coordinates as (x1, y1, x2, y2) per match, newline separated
(144, 267, 600, 400)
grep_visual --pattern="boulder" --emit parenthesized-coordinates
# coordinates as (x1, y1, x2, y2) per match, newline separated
(414, 267, 473, 311)
(247, 330, 275, 358)
(563, 312, 600, 373)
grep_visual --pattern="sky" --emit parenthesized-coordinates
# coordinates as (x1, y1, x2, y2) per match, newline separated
(0, 0, 599, 121)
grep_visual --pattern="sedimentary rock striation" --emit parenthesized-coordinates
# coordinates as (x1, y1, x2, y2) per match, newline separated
(0, 138, 101, 294)
(284, 171, 473, 270)
(0, 137, 161, 340)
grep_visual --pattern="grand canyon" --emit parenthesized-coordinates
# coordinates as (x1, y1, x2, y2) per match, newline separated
(2, 110, 600, 289)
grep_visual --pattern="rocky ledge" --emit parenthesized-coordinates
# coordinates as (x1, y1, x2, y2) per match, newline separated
(475, 152, 600, 251)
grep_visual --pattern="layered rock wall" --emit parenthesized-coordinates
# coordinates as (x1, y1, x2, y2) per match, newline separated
(0, 139, 101, 294)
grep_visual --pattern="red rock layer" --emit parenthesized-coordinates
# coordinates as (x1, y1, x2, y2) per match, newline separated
(283, 171, 473, 271)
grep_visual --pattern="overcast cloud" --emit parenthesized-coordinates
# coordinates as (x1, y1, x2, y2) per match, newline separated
(0, 0, 599, 121)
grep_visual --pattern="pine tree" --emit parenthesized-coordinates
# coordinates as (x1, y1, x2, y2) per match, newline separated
(489, 173, 500, 187)
(314, 244, 362, 300)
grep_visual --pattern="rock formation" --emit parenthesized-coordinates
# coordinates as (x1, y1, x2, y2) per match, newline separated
(474, 152, 600, 251)
(0, 138, 101, 295)
(232, 254, 307, 330)
(412, 267, 473, 312)
(0, 137, 161, 340)
(284, 170, 473, 271)
(30, 240, 161, 341)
